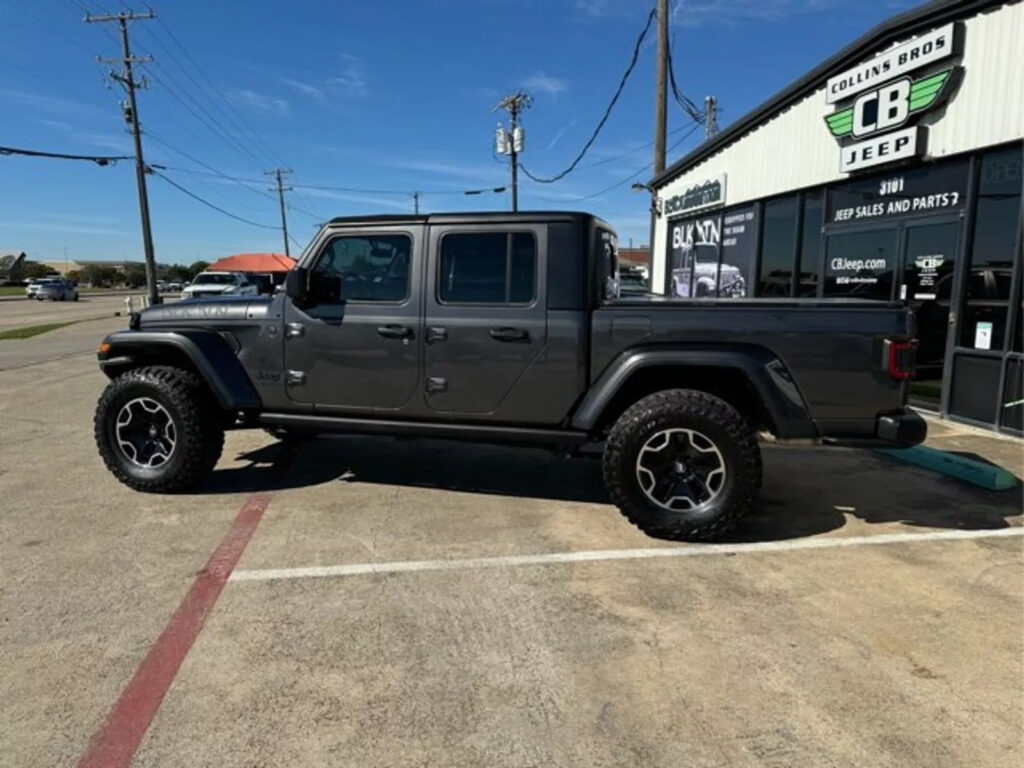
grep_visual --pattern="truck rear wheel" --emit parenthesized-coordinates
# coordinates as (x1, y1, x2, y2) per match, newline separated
(602, 389, 760, 542)
(94, 366, 224, 493)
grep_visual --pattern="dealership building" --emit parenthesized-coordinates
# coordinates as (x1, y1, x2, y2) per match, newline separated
(649, 0, 1022, 435)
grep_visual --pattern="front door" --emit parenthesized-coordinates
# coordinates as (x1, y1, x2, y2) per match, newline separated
(900, 219, 961, 409)
(423, 224, 547, 417)
(284, 228, 423, 412)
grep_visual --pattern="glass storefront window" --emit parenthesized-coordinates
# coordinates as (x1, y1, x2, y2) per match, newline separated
(958, 145, 1023, 349)
(797, 191, 823, 297)
(758, 195, 798, 296)
(823, 228, 897, 300)
(719, 205, 757, 298)
(666, 214, 721, 297)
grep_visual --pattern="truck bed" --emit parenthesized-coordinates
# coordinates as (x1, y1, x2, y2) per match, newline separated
(592, 298, 914, 438)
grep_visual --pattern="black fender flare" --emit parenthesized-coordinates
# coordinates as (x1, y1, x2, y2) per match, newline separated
(97, 330, 261, 411)
(571, 345, 817, 439)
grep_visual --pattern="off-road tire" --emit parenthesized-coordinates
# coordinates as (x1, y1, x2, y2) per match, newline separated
(602, 389, 760, 542)
(94, 366, 225, 492)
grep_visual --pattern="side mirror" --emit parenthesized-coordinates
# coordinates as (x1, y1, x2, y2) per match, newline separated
(309, 271, 343, 305)
(285, 267, 308, 303)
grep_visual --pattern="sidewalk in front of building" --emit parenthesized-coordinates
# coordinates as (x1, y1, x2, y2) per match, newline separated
(920, 412, 1023, 479)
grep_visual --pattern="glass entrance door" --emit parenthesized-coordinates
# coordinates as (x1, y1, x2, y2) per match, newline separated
(900, 220, 961, 409)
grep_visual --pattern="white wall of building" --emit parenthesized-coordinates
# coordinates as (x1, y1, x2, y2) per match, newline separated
(652, 1, 1024, 293)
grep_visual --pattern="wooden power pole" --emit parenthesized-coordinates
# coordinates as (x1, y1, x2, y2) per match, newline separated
(86, 8, 159, 305)
(653, 0, 669, 176)
(266, 169, 293, 258)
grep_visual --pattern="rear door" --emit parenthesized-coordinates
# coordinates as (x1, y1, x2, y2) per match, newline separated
(283, 227, 423, 412)
(423, 223, 547, 416)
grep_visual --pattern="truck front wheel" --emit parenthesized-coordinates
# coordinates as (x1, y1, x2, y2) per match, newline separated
(94, 366, 225, 493)
(603, 389, 760, 542)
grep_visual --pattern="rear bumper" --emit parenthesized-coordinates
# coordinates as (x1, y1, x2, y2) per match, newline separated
(876, 409, 928, 447)
(822, 409, 927, 448)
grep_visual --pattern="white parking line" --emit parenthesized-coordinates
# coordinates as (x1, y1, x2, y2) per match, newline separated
(229, 527, 1024, 583)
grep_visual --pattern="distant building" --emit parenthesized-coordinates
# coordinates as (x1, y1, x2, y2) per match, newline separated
(618, 246, 650, 268)
(39, 259, 173, 276)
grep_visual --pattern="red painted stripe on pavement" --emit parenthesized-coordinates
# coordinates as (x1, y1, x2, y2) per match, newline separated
(76, 494, 272, 768)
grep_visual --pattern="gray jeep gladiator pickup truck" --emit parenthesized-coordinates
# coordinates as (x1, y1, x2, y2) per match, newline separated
(94, 212, 925, 541)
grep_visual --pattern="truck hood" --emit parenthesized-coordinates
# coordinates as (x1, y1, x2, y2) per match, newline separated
(137, 295, 273, 329)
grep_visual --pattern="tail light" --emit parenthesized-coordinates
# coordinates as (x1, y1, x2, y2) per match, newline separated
(884, 339, 918, 380)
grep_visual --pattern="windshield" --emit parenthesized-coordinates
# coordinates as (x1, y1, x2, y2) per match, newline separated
(193, 273, 236, 285)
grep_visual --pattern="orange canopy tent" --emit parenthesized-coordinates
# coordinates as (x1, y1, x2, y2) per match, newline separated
(208, 253, 296, 273)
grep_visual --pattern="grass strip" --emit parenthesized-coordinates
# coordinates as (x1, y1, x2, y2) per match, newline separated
(0, 316, 107, 340)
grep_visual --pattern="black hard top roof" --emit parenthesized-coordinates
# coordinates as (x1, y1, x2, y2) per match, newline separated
(326, 210, 612, 229)
(650, 0, 1008, 188)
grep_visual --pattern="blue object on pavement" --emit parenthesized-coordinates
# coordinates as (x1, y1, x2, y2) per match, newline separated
(875, 445, 1019, 491)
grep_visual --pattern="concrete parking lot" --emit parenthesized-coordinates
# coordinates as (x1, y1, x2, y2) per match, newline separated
(0, 302, 1021, 768)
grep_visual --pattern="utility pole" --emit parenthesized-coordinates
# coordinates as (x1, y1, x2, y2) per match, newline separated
(704, 95, 718, 139)
(86, 8, 159, 305)
(495, 92, 531, 212)
(266, 168, 292, 258)
(413, 191, 420, 214)
(654, 0, 669, 175)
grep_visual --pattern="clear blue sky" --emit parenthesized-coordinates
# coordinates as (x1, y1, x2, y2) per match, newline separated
(0, 0, 918, 266)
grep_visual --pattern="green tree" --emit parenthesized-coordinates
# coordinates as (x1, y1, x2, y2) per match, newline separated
(82, 264, 117, 287)
(65, 269, 83, 284)
(166, 264, 191, 282)
(123, 265, 147, 288)
(188, 261, 210, 279)
(24, 262, 51, 279)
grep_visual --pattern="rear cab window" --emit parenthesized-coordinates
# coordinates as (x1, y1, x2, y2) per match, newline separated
(438, 231, 537, 305)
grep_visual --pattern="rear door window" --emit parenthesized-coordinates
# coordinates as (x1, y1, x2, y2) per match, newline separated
(439, 232, 536, 304)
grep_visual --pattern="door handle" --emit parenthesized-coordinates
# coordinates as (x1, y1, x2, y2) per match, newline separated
(377, 324, 413, 340)
(489, 326, 529, 342)
(426, 326, 447, 344)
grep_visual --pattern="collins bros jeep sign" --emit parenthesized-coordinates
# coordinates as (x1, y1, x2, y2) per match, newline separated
(824, 23, 961, 173)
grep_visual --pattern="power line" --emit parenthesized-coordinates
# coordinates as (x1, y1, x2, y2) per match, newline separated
(666, 35, 704, 125)
(531, 122, 701, 203)
(149, 11, 286, 167)
(0, 144, 132, 164)
(145, 132, 281, 205)
(150, 169, 280, 229)
(154, 165, 507, 197)
(520, 7, 657, 184)
(143, 67, 269, 168)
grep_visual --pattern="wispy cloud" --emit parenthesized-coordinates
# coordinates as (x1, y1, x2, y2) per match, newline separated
(227, 89, 290, 116)
(78, 132, 133, 153)
(573, 0, 609, 18)
(380, 157, 503, 183)
(521, 71, 568, 98)
(672, 0, 852, 26)
(328, 54, 368, 97)
(280, 77, 327, 104)
(32, 118, 75, 132)
(0, 89, 104, 118)
(546, 119, 578, 151)
(299, 187, 410, 211)
(277, 55, 368, 107)
(0, 221, 129, 236)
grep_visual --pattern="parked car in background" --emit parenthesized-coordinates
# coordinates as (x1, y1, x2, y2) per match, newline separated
(35, 279, 79, 301)
(163, 281, 184, 292)
(180, 271, 258, 299)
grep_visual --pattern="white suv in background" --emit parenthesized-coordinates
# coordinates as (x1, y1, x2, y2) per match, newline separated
(181, 271, 259, 299)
